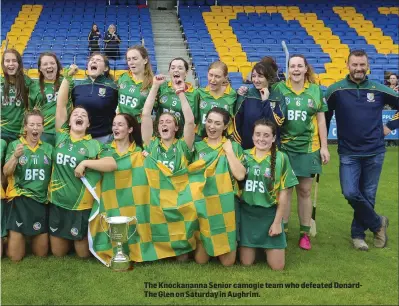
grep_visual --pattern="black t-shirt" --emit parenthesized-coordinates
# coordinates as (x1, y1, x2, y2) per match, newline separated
(104, 32, 120, 49)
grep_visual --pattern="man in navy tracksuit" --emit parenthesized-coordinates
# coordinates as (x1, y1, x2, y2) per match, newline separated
(325, 50, 398, 251)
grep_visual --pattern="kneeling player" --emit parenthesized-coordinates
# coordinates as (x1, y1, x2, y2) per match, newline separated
(239, 119, 298, 270)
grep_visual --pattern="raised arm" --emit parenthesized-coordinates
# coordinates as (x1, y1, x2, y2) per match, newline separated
(222, 140, 246, 181)
(141, 75, 165, 146)
(74, 157, 117, 178)
(56, 64, 78, 130)
(173, 79, 195, 150)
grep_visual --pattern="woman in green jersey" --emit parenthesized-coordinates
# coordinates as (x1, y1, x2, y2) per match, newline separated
(141, 74, 195, 261)
(1, 49, 32, 143)
(274, 55, 330, 250)
(48, 66, 117, 258)
(3, 110, 53, 261)
(196, 61, 237, 139)
(29, 52, 72, 146)
(239, 119, 298, 270)
(156, 57, 199, 133)
(193, 107, 246, 266)
(117, 45, 154, 122)
(1, 139, 8, 257)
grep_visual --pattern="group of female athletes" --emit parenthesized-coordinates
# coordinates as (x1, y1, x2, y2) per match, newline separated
(0, 45, 331, 270)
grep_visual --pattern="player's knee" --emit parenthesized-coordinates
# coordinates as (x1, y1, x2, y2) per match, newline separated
(51, 246, 68, 257)
(297, 186, 311, 199)
(220, 256, 236, 267)
(269, 261, 285, 271)
(240, 257, 254, 266)
(33, 248, 48, 257)
(8, 251, 24, 262)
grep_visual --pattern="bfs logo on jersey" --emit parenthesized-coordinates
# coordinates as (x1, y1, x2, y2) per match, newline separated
(78, 148, 86, 155)
(264, 168, 271, 178)
(307, 99, 314, 108)
(285, 97, 290, 105)
(119, 82, 126, 90)
(98, 88, 106, 97)
(200, 100, 207, 109)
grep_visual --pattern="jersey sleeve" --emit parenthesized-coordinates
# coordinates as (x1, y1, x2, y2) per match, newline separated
(386, 111, 399, 131)
(179, 139, 194, 163)
(99, 144, 114, 159)
(278, 152, 299, 190)
(232, 141, 244, 161)
(316, 86, 328, 112)
(1, 139, 8, 165)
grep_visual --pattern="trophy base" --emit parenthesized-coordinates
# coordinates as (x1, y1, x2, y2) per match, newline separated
(110, 259, 132, 271)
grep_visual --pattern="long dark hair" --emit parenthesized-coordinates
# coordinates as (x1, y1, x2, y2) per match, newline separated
(202, 107, 230, 138)
(126, 45, 153, 91)
(169, 57, 189, 72)
(116, 113, 143, 148)
(38, 52, 62, 102)
(253, 118, 277, 191)
(1, 49, 28, 110)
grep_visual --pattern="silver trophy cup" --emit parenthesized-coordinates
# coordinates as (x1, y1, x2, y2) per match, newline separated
(100, 215, 137, 271)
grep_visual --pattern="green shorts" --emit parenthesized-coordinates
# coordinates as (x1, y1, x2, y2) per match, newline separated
(48, 204, 90, 240)
(1, 199, 9, 238)
(6, 196, 49, 236)
(40, 132, 56, 146)
(239, 202, 286, 249)
(282, 149, 322, 178)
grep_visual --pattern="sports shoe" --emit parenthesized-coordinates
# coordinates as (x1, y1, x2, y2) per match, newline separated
(299, 233, 311, 250)
(352, 238, 369, 251)
(374, 216, 389, 248)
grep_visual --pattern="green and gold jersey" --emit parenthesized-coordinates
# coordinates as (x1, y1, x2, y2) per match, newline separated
(5, 137, 53, 203)
(156, 81, 199, 129)
(275, 80, 328, 153)
(1, 139, 7, 199)
(241, 148, 298, 208)
(49, 125, 102, 210)
(1, 75, 33, 136)
(144, 137, 192, 173)
(117, 72, 150, 122)
(196, 85, 237, 137)
(193, 137, 243, 191)
(28, 77, 74, 135)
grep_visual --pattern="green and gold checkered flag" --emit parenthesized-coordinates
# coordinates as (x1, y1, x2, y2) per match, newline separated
(188, 149, 237, 257)
(88, 147, 198, 264)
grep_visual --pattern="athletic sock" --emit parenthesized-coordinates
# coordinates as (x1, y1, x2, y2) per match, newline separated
(300, 225, 311, 236)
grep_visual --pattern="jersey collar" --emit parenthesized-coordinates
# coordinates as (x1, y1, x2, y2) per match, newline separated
(167, 81, 194, 93)
(203, 136, 227, 150)
(250, 147, 271, 163)
(204, 83, 232, 99)
(128, 71, 143, 84)
(70, 134, 92, 143)
(286, 78, 310, 95)
(19, 136, 42, 152)
(160, 138, 178, 151)
(111, 140, 137, 156)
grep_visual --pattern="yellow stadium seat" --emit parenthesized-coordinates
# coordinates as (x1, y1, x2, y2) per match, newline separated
(227, 64, 239, 73)
(207, 23, 219, 30)
(232, 6, 244, 12)
(265, 6, 278, 13)
(333, 7, 344, 13)
(368, 38, 381, 45)
(320, 77, 336, 87)
(229, 46, 242, 53)
(244, 6, 255, 12)
(213, 38, 225, 45)
(378, 7, 390, 14)
(220, 55, 234, 62)
(27, 69, 39, 78)
(327, 67, 341, 75)
(222, 6, 233, 12)
(239, 63, 252, 75)
(211, 32, 224, 39)
(211, 6, 222, 13)
(380, 37, 393, 44)
(234, 55, 247, 62)
(378, 47, 391, 55)
(390, 7, 399, 14)
(225, 38, 237, 44)
(255, 7, 266, 13)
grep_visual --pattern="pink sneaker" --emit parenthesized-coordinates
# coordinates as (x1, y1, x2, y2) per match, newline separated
(299, 233, 311, 250)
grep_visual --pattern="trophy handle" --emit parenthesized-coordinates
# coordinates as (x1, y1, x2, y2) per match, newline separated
(99, 214, 111, 238)
(127, 216, 138, 240)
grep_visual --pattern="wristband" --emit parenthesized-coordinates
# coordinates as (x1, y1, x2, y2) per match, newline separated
(175, 89, 185, 95)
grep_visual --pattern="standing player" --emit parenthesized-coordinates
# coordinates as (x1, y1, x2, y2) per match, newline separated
(193, 107, 246, 266)
(48, 66, 117, 258)
(235, 61, 285, 150)
(0, 139, 7, 256)
(156, 57, 199, 134)
(29, 52, 72, 146)
(141, 74, 195, 261)
(69, 53, 118, 144)
(3, 110, 53, 261)
(196, 61, 237, 139)
(1, 49, 32, 143)
(325, 50, 398, 250)
(274, 55, 330, 250)
(239, 119, 298, 270)
(117, 46, 153, 123)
